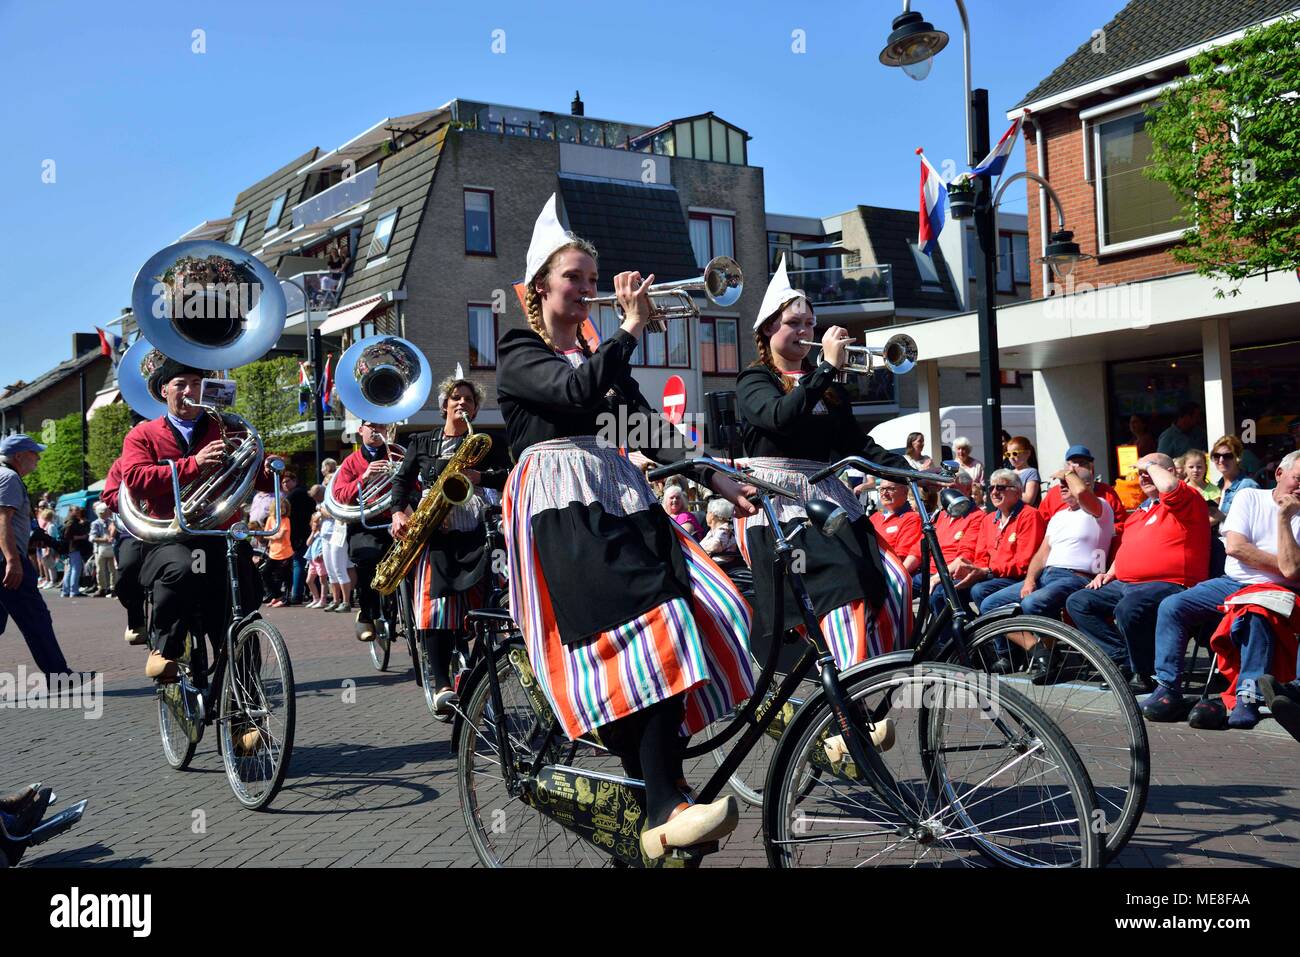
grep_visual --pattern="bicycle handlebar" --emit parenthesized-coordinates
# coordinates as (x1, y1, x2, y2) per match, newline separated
(166, 457, 285, 541)
(646, 455, 798, 501)
(808, 456, 957, 487)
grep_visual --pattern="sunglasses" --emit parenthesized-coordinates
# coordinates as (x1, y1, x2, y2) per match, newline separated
(1211, 452, 1235, 461)
(989, 484, 1013, 492)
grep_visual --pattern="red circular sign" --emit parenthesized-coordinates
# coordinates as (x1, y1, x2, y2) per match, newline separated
(661, 375, 687, 425)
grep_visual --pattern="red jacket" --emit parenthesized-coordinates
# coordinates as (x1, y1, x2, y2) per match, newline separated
(118, 414, 273, 529)
(930, 509, 986, 575)
(973, 504, 1045, 579)
(1039, 480, 1127, 553)
(100, 457, 123, 512)
(1112, 481, 1209, 587)
(1209, 583, 1299, 710)
(870, 508, 923, 565)
(333, 445, 395, 521)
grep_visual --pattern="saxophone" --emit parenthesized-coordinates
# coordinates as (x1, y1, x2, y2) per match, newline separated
(372, 412, 492, 596)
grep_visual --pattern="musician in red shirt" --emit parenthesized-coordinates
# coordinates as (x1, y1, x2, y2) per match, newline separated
(118, 360, 279, 682)
(331, 421, 398, 641)
(869, 480, 923, 575)
(917, 470, 985, 593)
(1066, 453, 1209, 690)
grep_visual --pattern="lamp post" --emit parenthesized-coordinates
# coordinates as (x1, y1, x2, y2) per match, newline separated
(280, 272, 331, 484)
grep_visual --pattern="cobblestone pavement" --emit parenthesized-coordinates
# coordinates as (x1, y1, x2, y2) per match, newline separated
(3, 594, 1297, 868)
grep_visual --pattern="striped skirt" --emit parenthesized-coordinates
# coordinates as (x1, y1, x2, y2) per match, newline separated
(411, 493, 488, 630)
(504, 437, 755, 741)
(734, 457, 912, 669)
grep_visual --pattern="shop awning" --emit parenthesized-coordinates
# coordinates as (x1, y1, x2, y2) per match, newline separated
(318, 294, 388, 336)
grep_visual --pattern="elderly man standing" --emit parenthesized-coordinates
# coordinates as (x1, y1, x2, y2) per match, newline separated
(1066, 453, 1210, 691)
(0, 435, 75, 680)
(1143, 450, 1300, 727)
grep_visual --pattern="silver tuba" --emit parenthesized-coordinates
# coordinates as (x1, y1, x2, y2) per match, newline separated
(115, 241, 286, 542)
(322, 334, 431, 523)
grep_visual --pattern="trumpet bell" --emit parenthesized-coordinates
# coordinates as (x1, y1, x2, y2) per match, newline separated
(117, 338, 169, 420)
(131, 240, 287, 369)
(334, 334, 432, 425)
(702, 256, 743, 308)
(881, 333, 918, 376)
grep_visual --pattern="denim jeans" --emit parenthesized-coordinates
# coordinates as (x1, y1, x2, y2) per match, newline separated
(0, 555, 71, 675)
(60, 551, 83, 597)
(289, 551, 306, 604)
(1065, 579, 1185, 676)
(979, 566, 1091, 618)
(926, 576, 1016, 650)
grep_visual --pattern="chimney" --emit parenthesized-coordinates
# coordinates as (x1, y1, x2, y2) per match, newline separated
(73, 332, 101, 358)
(571, 90, 584, 117)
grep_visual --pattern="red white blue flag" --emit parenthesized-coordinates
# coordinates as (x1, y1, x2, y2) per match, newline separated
(917, 152, 946, 256)
(970, 113, 1025, 179)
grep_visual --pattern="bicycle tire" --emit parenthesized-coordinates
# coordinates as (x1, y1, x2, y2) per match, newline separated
(764, 661, 1101, 868)
(369, 623, 392, 672)
(218, 619, 296, 811)
(417, 633, 442, 718)
(952, 614, 1149, 864)
(157, 684, 198, 770)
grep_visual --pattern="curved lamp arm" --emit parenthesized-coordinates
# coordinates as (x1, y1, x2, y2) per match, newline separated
(992, 170, 1067, 231)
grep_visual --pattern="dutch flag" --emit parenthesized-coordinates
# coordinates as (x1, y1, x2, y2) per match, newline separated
(917, 151, 946, 256)
(970, 113, 1025, 180)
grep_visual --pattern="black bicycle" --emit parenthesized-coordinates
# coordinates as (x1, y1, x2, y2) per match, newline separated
(453, 457, 1101, 868)
(154, 459, 296, 811)
(716, 456, 1149, 864)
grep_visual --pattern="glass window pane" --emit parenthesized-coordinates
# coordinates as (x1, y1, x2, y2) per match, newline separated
(1012, 233, 1030, 283)
(667, 320, 688, 368)
(693, 119, 709, 160)
(716, 319, 738, 373)
(598, 304, 620, 344)
(676, 122, 692, 158)
(230, 213, 248, 246)
(689, 218, 711, 268)
(728, 128, 743, 165)
(711, 120, 728, 162)
(266, 191, 287, 231)
(910, 242, 941, 286)
(369, 210, 399, 256)
(556, 118, 579, 144)
(699, 320, 716, 373)
(464, 191, 493, 254)
(468, 305, 496, 367)
(710, 216, 734, 259)
(581, 121, 604, 146)
(644, 329, 666, 367)
(997, 234, 1014, 292)
(1099, 113, 1185, 246)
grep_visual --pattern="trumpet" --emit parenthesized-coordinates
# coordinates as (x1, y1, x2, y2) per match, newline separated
(581, 256, 742, 333)
(799, 332, 919, 384)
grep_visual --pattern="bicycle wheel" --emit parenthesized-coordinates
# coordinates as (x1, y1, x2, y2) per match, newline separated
(951, 615, 1148, 863)
(457, 640, 622, 868)
(417, 633, 442, 718)
(157, 683, 198, 770)
(368, 621, 392, 672)
(218, 619, 296, 811)
(765, 661, 1100, 868)
(708, 677, 819, 807)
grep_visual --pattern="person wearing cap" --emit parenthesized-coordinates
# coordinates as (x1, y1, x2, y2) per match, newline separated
(734, 254, 915, 676)
(1038, 445, 1127, 554)
(118, 360, 279, 684)
(388, 370, 511, 718)
(331, 421, 401, 641)
(0, 434, 75, 679)
(496, 194, 758, 859)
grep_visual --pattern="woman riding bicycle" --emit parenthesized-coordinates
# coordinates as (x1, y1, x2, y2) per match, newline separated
(496, 195, 757, 860)
(734, 256, 914, 669)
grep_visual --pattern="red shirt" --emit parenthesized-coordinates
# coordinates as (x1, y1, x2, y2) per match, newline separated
(334, 445, 394, 520)
(100, 457, 123, 512)
(973, 503, 1045, 579)
(1039, 480, 1127, 552)
(930, 509, 986, 574)
(1111, 481, 1209, 587)
(119, 415, 273, 529)
(870, 508, 923, 564)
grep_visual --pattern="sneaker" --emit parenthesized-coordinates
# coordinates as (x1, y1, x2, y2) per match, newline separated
(1187, 697, 1227, 730)
(1141, 685, 1189, 722)
(1227, 697, 1263, 730)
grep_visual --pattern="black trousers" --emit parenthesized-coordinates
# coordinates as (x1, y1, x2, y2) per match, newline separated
(116, 537, 147, 631)
(347, 525, 393, 623)
(140, 538, 262, 662)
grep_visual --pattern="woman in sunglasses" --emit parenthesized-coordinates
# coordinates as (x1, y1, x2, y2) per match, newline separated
(1208, 435, 1259, 528)
(1005, 436, 1041, 507)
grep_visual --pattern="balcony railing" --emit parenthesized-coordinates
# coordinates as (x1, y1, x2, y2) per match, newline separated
(786, 265, 893, 307)
(280, 272, 342, 317)
(292, 164, 378, 230)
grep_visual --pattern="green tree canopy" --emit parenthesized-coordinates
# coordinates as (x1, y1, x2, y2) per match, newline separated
(87, 400, 134, 481)
(230, 356, 314, 458)
(23, 411, 86, 498)
(1145, 16, 1300, 294)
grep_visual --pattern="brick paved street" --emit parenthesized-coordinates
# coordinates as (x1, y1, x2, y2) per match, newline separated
(4, 594, 1297, 868)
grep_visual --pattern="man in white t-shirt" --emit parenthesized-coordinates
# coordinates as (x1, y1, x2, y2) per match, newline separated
(1145, 450, 1300, 728)
(977, 468, 1114, 680)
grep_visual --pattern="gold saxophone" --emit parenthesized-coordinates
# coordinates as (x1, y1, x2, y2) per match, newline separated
(372, 412, 492, 596)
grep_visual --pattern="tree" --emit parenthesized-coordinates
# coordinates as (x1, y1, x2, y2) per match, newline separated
(1145, 16, 1300, 295)
(23, 412, 86, 497)
(87, 401, 134, 481)
(230, 356, 314, 458)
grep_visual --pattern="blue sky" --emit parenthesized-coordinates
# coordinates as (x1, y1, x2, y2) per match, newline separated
(0, 0, 1124, 392)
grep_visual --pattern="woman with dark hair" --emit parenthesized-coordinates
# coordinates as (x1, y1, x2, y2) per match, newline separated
(734, 256, 915, 672)
(496, 195, 758, 859)
(903, 432, 934, 472)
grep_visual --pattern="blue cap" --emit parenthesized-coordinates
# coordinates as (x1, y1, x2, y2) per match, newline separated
(1065, 444, 1094, 462)
(0, 434, 46, 456)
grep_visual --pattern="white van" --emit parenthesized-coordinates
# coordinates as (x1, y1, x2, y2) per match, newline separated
(867, 406, 1036, 466)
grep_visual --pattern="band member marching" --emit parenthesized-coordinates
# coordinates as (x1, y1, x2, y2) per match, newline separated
(735, 255, 915, 670)
(331, 422, 399, 641)
(389, 369, 511, 718)
(497, 195, 758, 859)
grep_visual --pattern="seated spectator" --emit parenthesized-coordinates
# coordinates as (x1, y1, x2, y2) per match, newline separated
(870, 479, 923, 576)
(903, 432, 935, 473)
(1179, 448, 1219, 503)
(920, 470, 985, 594)
(700, 498, 739, 565)
(978, 469, 1115, 676)
(1065, 453, 1210, 691)
(1142, 450, 1300, 727)
(1004, 436, 1041, 507)
(1038, 444, 1126, 555)
(952, 437, 983, 488)
(1209, 434, 1259, 529)
(662, 486, 704, 540)
(1157, 401, 1207, 459)
(930, 469, 1045, 651)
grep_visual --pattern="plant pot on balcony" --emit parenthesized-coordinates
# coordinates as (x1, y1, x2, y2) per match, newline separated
(946, 182, 977, 220)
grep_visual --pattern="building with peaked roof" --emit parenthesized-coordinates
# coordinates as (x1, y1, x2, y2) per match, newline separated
(0, 335, 114, 439)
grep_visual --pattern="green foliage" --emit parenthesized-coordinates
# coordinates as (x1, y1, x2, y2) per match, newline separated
(87, 401, 134, 481)
(230, 356, 314, 458)
(1145, 16, 1300, 295)
(23, 412, 86, 497)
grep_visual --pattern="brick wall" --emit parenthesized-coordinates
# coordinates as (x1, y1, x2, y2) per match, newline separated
(2, 357, 115, 436)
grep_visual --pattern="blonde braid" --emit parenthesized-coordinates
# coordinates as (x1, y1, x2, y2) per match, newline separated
(525, 238, 599, 357)
(752, 330, 838, 406)
(524, 285, 555, 351)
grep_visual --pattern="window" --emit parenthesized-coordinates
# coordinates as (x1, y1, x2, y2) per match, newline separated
(464, 189, 494, 255)
(909, 242, 942, 287)
(689, 213, 734, 269)
(1094, 109, 1186, 252)
(369, 209, 399, 257)
(1011, 233, 1030, 284)
(700, 317, 739, 374)
(997, 233, 1031, 292)
(468, 303, 497, 368)
(265, 191, 288, 232)
(590, 301, 687, 368)
(229, 213, 248, 246)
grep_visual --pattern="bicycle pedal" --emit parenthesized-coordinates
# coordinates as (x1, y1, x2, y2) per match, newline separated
(664, 841, 717, 866)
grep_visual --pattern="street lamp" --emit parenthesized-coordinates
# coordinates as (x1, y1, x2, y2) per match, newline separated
(879, 10, 949, 81)
(991, 170, 1092, 282)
